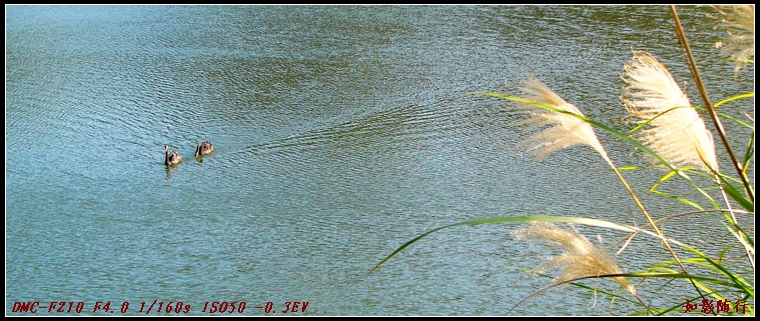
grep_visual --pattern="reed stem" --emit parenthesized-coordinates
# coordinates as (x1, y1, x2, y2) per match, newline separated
(670, 5, 755, 270)
(669, 5, 755, 205)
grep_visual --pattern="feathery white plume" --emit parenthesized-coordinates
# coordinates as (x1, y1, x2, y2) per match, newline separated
(512, 222, 637, 296)
(621, 51, 719, 172)
(710, 5, 755, 75)
(513, 77, 612, 166)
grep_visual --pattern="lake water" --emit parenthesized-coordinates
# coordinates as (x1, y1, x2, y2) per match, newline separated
(6, 5, 754, 316)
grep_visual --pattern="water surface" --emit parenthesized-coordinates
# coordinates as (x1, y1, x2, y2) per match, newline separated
(6, 5, 753, 316)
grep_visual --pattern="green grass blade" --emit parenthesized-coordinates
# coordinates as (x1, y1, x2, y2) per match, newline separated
(718, 173, 755, 212)
(678, 245, 755, 298)
(649, 170, 678, 193)
(742, 130, 754, 176)
(714, 110, 755, 129)
(713, 92, 755, 109)
(650, 190, 705, 210)
(625, 272, 744, 289)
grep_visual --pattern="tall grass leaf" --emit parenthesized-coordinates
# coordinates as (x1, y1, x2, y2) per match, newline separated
(713, 110, 755, 129)
(743, 132, 754, 175)
(649, 170, 678, 193)
(625, 272, 746, 290)
(678, 244, 755, 297)
(650, 190, 705, 210)
(714, 92, 755, 109)
(621, 50, 720, 172)
(719, 174, 755, 212)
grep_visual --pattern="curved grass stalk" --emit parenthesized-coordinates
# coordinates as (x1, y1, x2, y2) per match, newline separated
(703, 152, 755, 268)
(713, 92, 755, 110)
(636, 235, 754, 298)
(711, 109, 755, 129)
(621, 212, 754, 284)
(614, 272, 746, 293)
(646, 261, 752, 302)
(649, 165, 752, 212)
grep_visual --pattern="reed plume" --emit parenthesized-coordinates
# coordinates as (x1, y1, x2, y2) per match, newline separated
(507, 73, 689, 280)
(512, 77, 613, 166)
(621, 50, 719, 172)
(512, 221, 637, 297)
(709, 5, 755, 75)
